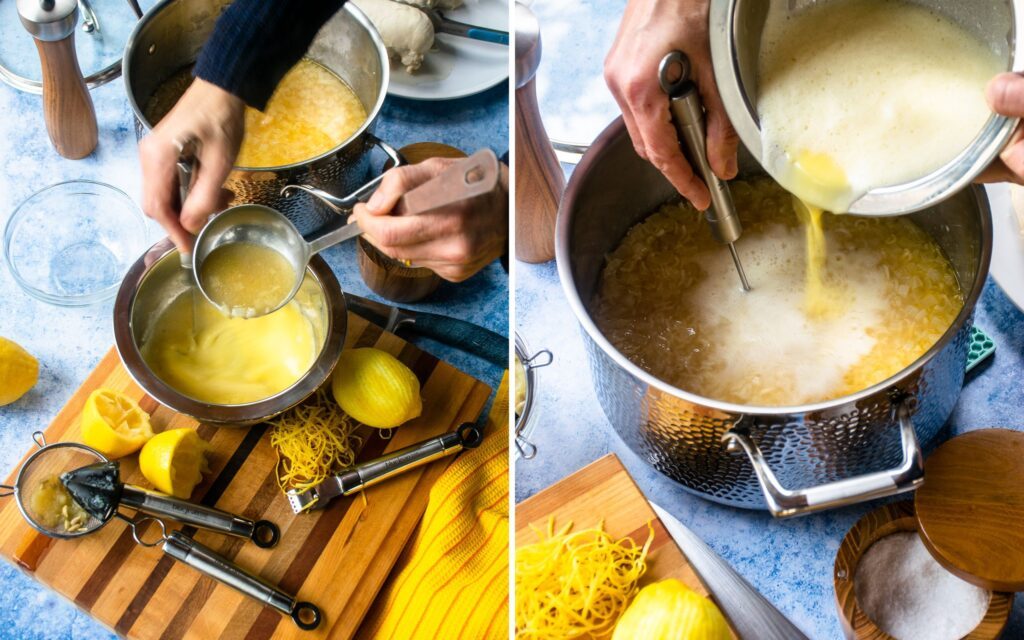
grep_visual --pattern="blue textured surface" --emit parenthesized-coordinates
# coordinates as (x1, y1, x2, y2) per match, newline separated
(517, 1, 1024, 638)
(0, 38, 508, 640)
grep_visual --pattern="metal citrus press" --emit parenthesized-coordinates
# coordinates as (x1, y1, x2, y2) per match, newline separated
(659, 50, 751, 291)
(61, 459, 281, 548)
(0, 434, 320, 631)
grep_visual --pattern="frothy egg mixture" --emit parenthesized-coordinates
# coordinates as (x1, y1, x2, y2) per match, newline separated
(757, 0, 1002, 213)
(593, 179, 962, 407)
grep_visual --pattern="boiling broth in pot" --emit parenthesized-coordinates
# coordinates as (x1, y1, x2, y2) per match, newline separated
(145, 58, 367, 168)
(592, 178, 962, 406)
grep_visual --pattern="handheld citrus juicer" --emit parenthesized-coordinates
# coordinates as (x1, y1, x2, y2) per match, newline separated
(190, 148, 501, 318)
(659, 50, 751, 291)
(0, 433, 320, 630)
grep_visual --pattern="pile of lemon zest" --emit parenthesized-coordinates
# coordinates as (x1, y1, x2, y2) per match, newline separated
(515, 518, 654, 639)
(269, 388, 362, 494)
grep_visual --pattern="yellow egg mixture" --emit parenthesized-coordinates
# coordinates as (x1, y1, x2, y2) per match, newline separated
(200, 242, 297, 317)
(757, 0, 1002, 212)
(141, 293, 318, 405)
(593, 178, 962, 406)
(145, 58, 367, 168)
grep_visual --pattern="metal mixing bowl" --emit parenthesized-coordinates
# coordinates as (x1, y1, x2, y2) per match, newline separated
(709, 0, 1024, 216)
(557, 119, 992, 517)
(113, 239, 347, 425)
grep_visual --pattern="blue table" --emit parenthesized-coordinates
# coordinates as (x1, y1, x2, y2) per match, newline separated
(0, 45, 508, 640)
(517, 1, 1024, 638)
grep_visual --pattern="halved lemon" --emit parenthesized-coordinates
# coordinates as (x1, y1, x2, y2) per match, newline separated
(139, 428, 211, 499)
(81, 389, 154, 459)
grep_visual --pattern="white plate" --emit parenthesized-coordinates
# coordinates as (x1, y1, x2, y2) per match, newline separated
(387, 0, 509, 101)
(987, 183, 1024, 311)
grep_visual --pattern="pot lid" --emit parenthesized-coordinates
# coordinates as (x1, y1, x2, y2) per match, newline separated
(0, 0, 142, 94)
(914, 428, 1024, 592)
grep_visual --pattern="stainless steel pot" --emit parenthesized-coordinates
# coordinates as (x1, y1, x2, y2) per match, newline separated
(556, 119, 992, 517)
(113, 238, 347, 425)
(122, 0, 399, 236)
(709, 0, 1024, 216)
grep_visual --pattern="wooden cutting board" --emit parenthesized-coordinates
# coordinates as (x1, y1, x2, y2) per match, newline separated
(515, 454, 734, 636)
(0, 313, 491, 640)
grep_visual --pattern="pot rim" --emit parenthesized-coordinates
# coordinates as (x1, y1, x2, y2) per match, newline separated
(708, 0, 1023, 217)
(122, 1, 389, 173)
(113, 238, 348, 425)
(555, 118, 993, 418)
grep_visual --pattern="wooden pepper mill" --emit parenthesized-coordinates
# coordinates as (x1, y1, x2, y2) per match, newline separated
(17, 0, 99, 159)
(514, 1, 564, 263)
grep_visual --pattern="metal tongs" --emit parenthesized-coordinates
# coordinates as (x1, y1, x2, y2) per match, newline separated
(659, 51, 751, 291)
(286, 422, 484, 514)
(61, 460, 280, 547)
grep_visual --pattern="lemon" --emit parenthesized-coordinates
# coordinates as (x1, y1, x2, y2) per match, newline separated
(331, 348, 422, 429)
(0, 337, 38, 406)
(612, 579, 731, 640)
(139, 428, 211, 499)
(81, 389, 154, 459)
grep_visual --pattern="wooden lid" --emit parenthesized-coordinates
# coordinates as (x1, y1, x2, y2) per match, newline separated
(915, 429, 1024, 592)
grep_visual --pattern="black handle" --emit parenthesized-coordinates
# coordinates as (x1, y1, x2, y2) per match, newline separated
(409, 313, 507, 368)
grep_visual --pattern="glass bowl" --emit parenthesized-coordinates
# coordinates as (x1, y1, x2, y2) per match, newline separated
(4, 181, 149, 306)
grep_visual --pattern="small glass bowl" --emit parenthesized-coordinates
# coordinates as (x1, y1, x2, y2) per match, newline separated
(4, 181, 149, 306)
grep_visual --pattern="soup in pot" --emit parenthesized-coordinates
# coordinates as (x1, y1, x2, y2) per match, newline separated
(591, 178, 963, 407)
(145, 58, 367, 168)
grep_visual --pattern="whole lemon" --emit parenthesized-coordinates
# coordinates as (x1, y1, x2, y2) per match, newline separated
(612, 579, 731, 640)
(0, 337, 38, 406)
(139, 428, 210, 499)
(331, 348, 422, 429)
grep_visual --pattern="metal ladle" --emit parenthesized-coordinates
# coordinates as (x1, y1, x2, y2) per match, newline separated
(192, 148, 501, 318)
(659, 50, 751, 291)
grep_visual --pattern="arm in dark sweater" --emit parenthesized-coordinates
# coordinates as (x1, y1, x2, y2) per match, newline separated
(194, 0, 346, 110)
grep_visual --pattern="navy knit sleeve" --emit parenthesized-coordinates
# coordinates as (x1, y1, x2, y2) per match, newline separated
(194, 0, 347, 110)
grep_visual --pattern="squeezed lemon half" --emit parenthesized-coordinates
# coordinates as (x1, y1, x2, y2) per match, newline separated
(331, 348, 423, 429)
(81, 389, 154, 459)
(139, 428, 211, 499)
(0, 337, 38, 406)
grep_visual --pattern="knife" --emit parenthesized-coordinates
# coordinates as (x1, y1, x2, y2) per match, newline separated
(650, 502, 809, 640)
(345, 293, 508, 368)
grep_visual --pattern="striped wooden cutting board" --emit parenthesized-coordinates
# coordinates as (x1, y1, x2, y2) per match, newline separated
(0, 313, 491, 640)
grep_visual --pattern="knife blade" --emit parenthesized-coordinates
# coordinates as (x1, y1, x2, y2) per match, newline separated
(650, 502, 809, 640)
(345, 293, 508, 368)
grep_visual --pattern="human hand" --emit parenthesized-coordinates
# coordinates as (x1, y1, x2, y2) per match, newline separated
(978, 72, 1024, 185)
(349, 157, 510, 282)
(138, 78, 245, 253)
(604, 0, 738, 210)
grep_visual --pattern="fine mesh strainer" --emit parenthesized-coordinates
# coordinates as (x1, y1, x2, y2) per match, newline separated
(0, 433, 321, 630)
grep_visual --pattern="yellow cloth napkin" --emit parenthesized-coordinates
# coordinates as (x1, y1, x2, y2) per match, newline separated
(359, 373, 510, 640)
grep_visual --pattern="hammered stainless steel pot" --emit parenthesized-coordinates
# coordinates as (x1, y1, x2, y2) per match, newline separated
(113, 238, 347, 426)
(122, 0, 398, 236)
(556, 119, 992, 517)
(708, 0, 1023, 216)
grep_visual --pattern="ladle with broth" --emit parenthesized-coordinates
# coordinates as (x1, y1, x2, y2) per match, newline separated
(193, 149, 502, 318)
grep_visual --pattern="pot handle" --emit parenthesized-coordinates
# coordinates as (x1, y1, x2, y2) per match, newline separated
(722, 400, 923, 518)
(279, 135, 406, 212)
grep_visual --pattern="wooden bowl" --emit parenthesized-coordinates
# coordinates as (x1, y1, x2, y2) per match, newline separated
(834, 501, 1013, 640)
(355, 142, 465, 303)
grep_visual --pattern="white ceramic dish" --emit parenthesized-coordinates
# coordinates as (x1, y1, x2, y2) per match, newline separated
(387, 0, 509, 101)
(986, 183, 1024, 312)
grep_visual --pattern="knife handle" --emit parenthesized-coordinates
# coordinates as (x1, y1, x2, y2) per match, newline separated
(409, 313, 508, 368)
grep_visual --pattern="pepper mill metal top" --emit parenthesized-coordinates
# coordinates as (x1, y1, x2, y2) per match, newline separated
(515, 1, 541, 89)
(16, 0, 79, 41)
